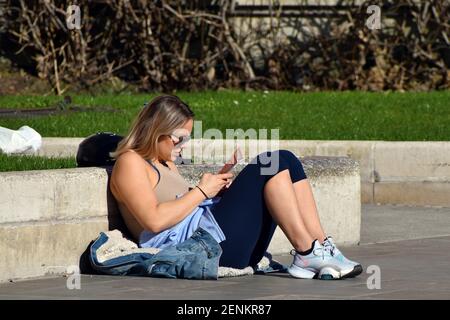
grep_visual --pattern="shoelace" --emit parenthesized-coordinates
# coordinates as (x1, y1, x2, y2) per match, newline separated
(322, 240, 336, 257)
(312, 247, 327, 260)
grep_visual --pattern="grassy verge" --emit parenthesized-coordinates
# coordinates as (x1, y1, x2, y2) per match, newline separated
(0, 90, 449, 141)
(0, 153, 76, 172)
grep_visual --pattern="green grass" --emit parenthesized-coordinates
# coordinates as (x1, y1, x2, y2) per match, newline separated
(0, 153, 76, 172)
(0, 91, 449, 141)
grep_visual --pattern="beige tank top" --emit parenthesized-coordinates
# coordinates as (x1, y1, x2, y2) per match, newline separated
(112, 158, 192, 242)
(147, 160, 192, 202)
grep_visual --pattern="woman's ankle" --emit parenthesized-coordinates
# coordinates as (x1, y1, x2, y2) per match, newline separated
(296, 239, 318, 256)
(294, 238, 317, 254)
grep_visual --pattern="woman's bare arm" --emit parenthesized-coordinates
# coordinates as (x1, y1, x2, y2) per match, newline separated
(112, 152, 206, 233)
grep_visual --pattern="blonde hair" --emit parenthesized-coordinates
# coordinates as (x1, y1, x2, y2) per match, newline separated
(110, 95, 195, 161)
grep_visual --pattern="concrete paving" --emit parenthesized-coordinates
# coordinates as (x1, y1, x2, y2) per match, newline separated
(1, 204, 450, 300)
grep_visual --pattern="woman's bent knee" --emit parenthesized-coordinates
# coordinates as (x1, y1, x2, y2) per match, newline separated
(275, 149, 307, 182)
(253, 150, 301, 166)
(278, 149, 300, 162)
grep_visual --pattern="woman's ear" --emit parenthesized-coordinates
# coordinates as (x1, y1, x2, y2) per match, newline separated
(157, 135, 168, 143)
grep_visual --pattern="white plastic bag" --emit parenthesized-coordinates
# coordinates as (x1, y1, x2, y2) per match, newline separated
(0, 125, 42, 154)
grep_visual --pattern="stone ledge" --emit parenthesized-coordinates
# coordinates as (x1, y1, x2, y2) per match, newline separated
(374, 181, 450, 207)
(19, 138, 450, 206)
(177, 156, 359, 181)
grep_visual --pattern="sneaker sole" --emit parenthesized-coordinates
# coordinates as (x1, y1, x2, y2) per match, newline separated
(317, 266, 341, 280)
(287, 264, 316, 279)
(288, 264, 363, 281)
(341, 264, 363, 279)
(316, 264, 363, 280)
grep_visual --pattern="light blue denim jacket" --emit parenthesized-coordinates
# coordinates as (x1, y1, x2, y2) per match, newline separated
(88, 228, 287, 280)
(89, 227, 222, 280)
(139, 196, 226, 250)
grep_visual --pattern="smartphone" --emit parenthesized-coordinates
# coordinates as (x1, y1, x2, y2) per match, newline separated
(215, 147, 243, 197)
(218, 146, 243, 174)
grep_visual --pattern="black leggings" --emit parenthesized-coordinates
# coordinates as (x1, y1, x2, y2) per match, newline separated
(210, 149, 307, 269)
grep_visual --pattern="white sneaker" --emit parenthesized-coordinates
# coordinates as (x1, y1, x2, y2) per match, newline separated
(287, 240, 356, 280)
(322, 236, 363, 278)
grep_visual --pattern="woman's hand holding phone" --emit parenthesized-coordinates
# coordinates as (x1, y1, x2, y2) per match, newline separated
(215, 147, 242, 196)
(197, 172, 234, 199)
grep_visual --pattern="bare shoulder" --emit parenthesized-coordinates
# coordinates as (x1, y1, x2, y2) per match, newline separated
(113, 150, 146, 173)
(110, 151, 158, 201)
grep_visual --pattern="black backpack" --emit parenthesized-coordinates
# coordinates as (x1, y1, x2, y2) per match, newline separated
(76, 132, 124, 167)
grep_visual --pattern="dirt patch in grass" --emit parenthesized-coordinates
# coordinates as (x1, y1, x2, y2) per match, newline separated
(0, 96, 118, 118)
(0, 58, 52, 95)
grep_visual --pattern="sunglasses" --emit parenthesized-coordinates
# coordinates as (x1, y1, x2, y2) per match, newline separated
(169, 133, 191, 147)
